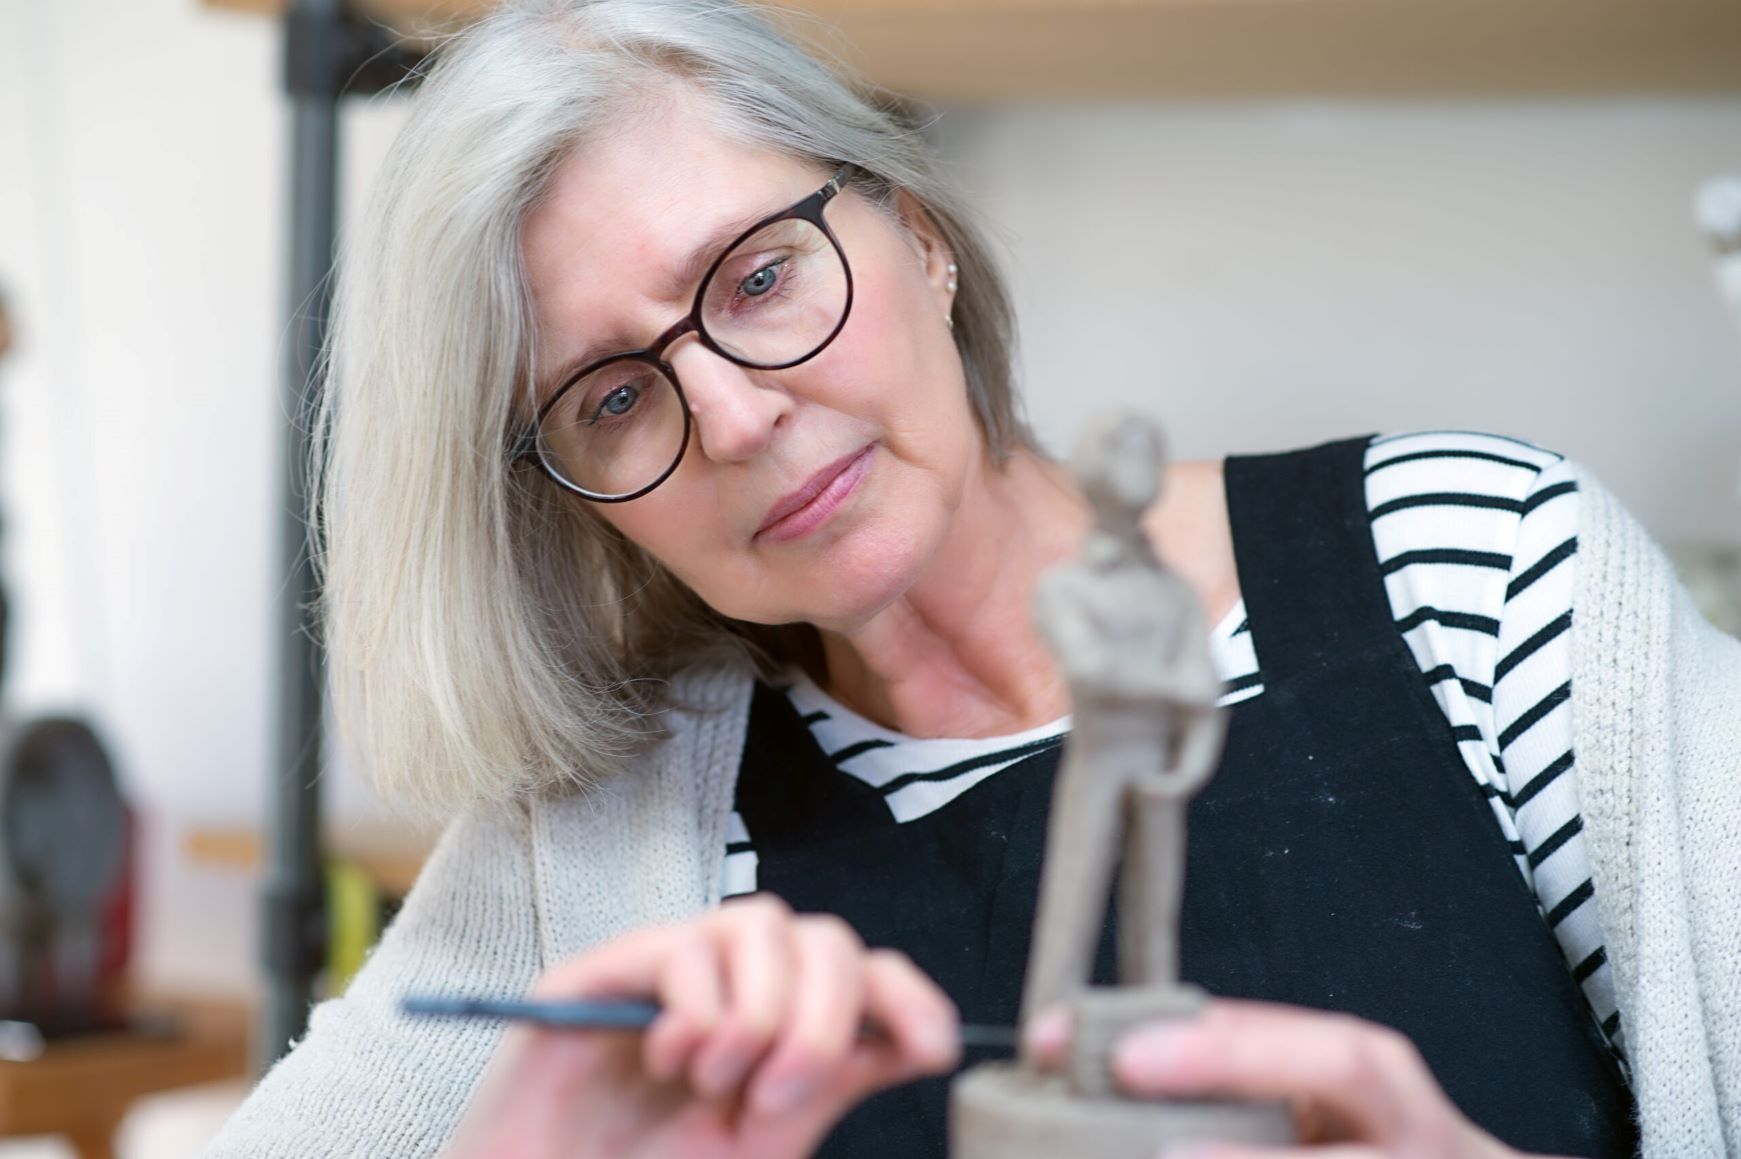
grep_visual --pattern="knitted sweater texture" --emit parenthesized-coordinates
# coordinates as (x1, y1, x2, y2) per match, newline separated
(200, 468, 1741, 1157)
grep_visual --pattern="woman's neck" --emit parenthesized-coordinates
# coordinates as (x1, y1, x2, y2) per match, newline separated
(808, 450, 1240, 741)
(813, 448, 1086, 739)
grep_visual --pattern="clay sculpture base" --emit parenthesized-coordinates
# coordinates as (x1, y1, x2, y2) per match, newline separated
(951, 1065, 1294, 1159)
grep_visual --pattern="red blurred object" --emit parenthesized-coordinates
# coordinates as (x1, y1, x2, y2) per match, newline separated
(98, 807, 136, 985)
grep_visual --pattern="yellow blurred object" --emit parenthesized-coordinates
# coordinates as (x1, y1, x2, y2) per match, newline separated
(324, 860, 382, 998)
(183, 827, 429, 999)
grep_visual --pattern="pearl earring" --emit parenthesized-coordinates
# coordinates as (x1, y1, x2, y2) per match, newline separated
(946, 261, 959, 294)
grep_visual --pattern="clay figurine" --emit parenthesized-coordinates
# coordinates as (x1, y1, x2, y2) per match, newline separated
(949, 413, 1294, 1156)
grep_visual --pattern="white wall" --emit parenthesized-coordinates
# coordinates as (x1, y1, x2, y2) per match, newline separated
(0, 0, 409, 996)
(2, 0, 281, 996)
(0, 0, 1737, 998)
(945, 100, 1741, 542)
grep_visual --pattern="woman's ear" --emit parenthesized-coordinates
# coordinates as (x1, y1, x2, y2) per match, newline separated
(892, 189, 958, 321)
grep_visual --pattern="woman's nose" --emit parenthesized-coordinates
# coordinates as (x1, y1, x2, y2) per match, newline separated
(671, 344, 794, 464)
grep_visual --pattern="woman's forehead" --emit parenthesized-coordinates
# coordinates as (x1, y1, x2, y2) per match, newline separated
(529, 114, 821, 276)
(528, 93, 816, 259)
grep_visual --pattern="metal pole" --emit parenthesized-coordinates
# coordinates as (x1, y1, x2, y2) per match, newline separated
(260, 0, 340, 1074)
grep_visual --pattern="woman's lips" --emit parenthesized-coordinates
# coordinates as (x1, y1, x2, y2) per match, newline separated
(755, 445, 875, 544)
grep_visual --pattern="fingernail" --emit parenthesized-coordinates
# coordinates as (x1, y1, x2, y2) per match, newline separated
(922, 1020, 958, 1062)
(1115, 1023, 1191, 1079)
(1024, 1007, 1069, 1054)
(755, 1075, 815, 1115)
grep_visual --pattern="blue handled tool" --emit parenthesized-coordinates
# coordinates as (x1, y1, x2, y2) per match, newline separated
(401, 994, 1020, 1051)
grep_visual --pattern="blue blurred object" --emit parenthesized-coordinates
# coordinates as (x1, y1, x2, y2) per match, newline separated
(401, 993, 1020, 1051)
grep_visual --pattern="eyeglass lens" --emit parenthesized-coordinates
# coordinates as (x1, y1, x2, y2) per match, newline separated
(537, 213, 849, 498)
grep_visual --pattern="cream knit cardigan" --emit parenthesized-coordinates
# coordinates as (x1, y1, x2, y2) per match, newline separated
(200, 470, 1741, 1158)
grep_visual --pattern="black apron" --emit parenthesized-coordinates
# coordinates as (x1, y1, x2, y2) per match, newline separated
(733, 436, 1637, 1157)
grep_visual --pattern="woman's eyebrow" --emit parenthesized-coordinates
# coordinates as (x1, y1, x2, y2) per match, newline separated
(659, 203, 774, 302)
(534, 201, 783, 403)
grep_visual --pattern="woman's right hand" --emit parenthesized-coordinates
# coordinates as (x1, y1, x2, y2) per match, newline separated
(442, 895, 961, 1159)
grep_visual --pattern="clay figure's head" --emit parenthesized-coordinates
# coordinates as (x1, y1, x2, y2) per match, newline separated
(1071, 413, 1164, 536)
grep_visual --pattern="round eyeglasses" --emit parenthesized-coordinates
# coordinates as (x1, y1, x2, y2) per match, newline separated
(517, 163, 857, 502)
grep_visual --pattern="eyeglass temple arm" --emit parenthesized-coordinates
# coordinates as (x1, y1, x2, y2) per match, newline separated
(822, 162, 856, 200)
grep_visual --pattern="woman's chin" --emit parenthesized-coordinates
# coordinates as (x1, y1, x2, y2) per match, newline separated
(819, 523, 944, 622)
(737, 535, 933, 634)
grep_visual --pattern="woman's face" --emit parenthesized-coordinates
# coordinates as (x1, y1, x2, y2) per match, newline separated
(521, 91, 976, 632)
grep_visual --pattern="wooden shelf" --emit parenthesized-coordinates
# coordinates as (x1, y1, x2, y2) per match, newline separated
(185, 825, 430, 897)
(202, 0, 1741, 99)
(0, 996, 249, 1159)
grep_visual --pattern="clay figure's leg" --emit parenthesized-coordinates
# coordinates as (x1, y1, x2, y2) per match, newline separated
(1168, 702, 1228, 798)
(1122, 786, 1186, 988)
(1018, 744, 1124, 1043)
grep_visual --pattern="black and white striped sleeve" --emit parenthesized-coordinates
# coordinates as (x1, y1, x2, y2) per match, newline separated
(1493, 456, 1622, 1053)
(722, 809, 758, 900)
(1364, 431, 1622, 1057)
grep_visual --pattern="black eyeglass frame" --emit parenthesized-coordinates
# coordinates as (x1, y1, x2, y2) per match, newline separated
(515, 162, 859, 503)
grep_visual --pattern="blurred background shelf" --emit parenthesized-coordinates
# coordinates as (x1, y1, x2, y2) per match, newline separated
(0, 996, 249, 1159)
(203, 0, 1741, 100)
(184, 826, 429, 897)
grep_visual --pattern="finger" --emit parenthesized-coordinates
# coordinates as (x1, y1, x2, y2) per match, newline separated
(518, 922, 709, 1094)
(747, 915, 866, 1117)
(692, 895, 795, 1098)
(643, 925, 724, 1083)
(1159, 1145, 1381, 1159)
(859, 947, 960, 1080)
(529, 921, 685, 1001)
(685, 938, 954, 1159)
(1023, 1004, 1072, 1069)
(1112, 1000, 1448, 1144)
(786, 947, 959, 1136)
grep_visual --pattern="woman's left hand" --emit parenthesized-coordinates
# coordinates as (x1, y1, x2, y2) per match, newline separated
(1027, 998, 1533, 1158)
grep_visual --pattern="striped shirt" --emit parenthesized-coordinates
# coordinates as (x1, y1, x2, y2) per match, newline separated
(722, 431, 1620, 1059)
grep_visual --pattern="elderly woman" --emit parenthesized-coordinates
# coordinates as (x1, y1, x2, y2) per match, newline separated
(203, 1, 1740, 1156)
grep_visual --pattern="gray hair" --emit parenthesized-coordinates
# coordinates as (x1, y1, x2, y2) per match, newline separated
(313, 0, 1033, 820)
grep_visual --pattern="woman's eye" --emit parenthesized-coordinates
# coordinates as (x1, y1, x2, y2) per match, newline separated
(590, 384, 639, 422)
(739, 261, 784, 297)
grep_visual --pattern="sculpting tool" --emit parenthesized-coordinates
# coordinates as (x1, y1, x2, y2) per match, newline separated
(401, 994, 1019, 1051)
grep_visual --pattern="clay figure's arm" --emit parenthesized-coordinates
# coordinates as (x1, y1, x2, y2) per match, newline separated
(1034, 567, 1118, 686)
